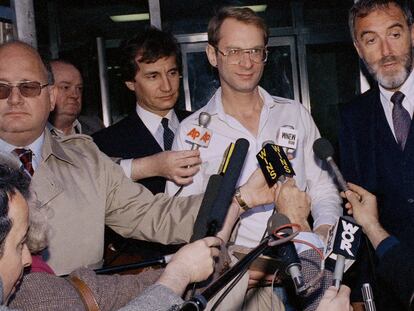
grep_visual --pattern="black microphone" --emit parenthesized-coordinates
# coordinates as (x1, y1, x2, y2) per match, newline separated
(190, 174, 223, 242)
(313, 138, 348, 192)
(205, 138, 249, 236)
(266, 213, 305, 295)
(324, 216, 362, 288)
(256, 142, 295, 186)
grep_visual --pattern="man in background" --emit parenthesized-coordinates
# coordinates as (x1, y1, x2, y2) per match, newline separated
(48, 59, 104, 136)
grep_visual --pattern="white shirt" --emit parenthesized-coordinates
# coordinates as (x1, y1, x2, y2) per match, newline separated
(166, 87, 342, 249)
(119, 106, 179, 177)
(47, 119, 82, 137)
(379, 69, 414, 141)
(0, 133, 44, 171)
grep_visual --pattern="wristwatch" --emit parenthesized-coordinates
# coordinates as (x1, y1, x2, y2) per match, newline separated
(234, 187, 249, 211)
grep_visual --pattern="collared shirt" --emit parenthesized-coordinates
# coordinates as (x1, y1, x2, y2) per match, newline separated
(136, 104, 179, 151)
(0, 133, 44, 171)
(379, 69, 414, 141)
(166, 86, 342, 249)
(47, 119, 82, 137)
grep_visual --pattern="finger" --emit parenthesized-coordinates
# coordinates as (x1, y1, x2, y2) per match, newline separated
(178, 165, 200, 177)
(338, 285, 351, 297)
(345, 190, 361, 206)
(177, 149, 200, 158)
(203, 236, 222, 247)
(347, 183, 370, 197)
(210, 247, 220, 258)
(323, 286, 339, 299)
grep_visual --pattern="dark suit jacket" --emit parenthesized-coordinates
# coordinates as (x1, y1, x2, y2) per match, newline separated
(92, 109, 191, 194)
(339, 86, 414, 310)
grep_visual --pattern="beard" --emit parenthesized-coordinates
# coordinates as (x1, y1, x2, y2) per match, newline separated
(363, 51, 413, 90)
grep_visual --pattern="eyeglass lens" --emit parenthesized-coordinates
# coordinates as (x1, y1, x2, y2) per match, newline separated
(0, 82, 43, 99)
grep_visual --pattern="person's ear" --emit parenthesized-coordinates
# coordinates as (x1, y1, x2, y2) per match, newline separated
(48, 85, 57, 111)
(125, 81, 135, 92)
(206, 44, 218, 67)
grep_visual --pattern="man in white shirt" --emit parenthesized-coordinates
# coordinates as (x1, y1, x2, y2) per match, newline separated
(166, 7, 342, 310)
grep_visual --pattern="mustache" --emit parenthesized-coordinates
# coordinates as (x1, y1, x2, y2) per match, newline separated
(378, 55, 399, 65)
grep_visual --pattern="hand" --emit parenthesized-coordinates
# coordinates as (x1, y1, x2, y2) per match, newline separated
(167, 236, 221, 283)
(344, 183, 379, 229)
(316, 285, 353, 311)
(239, 168, 276, 208)
(131, 150, 201, 184)
(275, 178, 311, 231)
(247, 269, 280, 289)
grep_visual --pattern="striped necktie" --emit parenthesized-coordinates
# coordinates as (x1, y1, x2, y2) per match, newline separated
(161, 118, 174, 151)
(391, 91, 411, 150)
(13, 148, 34, 176)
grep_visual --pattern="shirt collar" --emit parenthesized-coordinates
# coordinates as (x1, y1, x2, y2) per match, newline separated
(0, 132, 44, 169)
(136, 104, 178, 135)
(208, 86, 276, 121)
(47, 119, 82, 137)
(379, 69, 414, 110)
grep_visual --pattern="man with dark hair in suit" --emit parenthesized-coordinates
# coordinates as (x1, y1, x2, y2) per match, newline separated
(92, 27, 202, 258)
(340, 1, 414, 310)
(93, 27, 200, 194)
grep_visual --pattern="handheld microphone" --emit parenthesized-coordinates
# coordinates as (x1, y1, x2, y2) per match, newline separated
(185, 112, 212, 150)
(313, 138, 348, 192)
(256, 143, 295, 186)
(190, 174, 223, 242)
(266, 213, 305, 295)
(362, 283, 377, 311)
(324, 216, 362, 288)
(206, 138, 249, 236)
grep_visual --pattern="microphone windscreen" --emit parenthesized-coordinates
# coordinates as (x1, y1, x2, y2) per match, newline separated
(267, 213, 292, 236)
(190, 174, 223, 242)
(207, 138, 249, 236)
(313, 138, 335, 160)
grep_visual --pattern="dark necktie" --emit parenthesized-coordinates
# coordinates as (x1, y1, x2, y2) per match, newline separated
(13, 148, 34, 176)
(391, 91, 411, 150)
(161, 118, 174, 151)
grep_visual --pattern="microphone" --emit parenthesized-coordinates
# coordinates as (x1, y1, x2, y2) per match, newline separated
(362, 283, 377, 311)
(266, 213, 305, 295)
(190, 174, 223, 242)
(185, 112, 212, 150)
(205, 138, 249, 236)
(174, 112, 212, 197)
(324, 216, 362, 288)
(313, 138, 348, 192)
(256, 142, 295, 186)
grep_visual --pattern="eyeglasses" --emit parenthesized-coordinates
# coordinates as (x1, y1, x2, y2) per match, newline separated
(0, 81, 49, 99)
(215, 47, 268, 65)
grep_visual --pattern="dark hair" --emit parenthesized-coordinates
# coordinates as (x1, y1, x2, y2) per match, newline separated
(120, 26, 181, 82)
(208, 6, 269, 47)
(349, 0, 413, 41)
(0, 161, 30, 256)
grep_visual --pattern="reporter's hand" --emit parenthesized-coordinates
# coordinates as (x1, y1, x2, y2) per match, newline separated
(239, 168, 276, 208)
(275, 178, 311, 231)
(316, 285, 353, 311)
(247, 269, 280, 289)
(344, 183, 379, 229)
(167, 236, 221, 283)
(131, 150, 201, 184)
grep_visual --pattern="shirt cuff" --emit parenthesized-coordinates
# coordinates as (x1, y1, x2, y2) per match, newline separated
(375, 235, 399, 259)
(295, 232, 324, 254)
(120, 159, 133, 178)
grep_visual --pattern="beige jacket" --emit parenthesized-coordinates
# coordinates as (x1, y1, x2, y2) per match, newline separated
(32, 130, 202, 275)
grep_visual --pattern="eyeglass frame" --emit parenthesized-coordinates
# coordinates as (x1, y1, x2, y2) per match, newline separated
(214, 46, 269, 64)
(0, 81, 49, 99)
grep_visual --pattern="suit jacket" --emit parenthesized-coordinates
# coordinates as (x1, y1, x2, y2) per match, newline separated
(339, 86, 414, 310)
(92, 109, 191, 194)
(29, 130, 202, 275)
